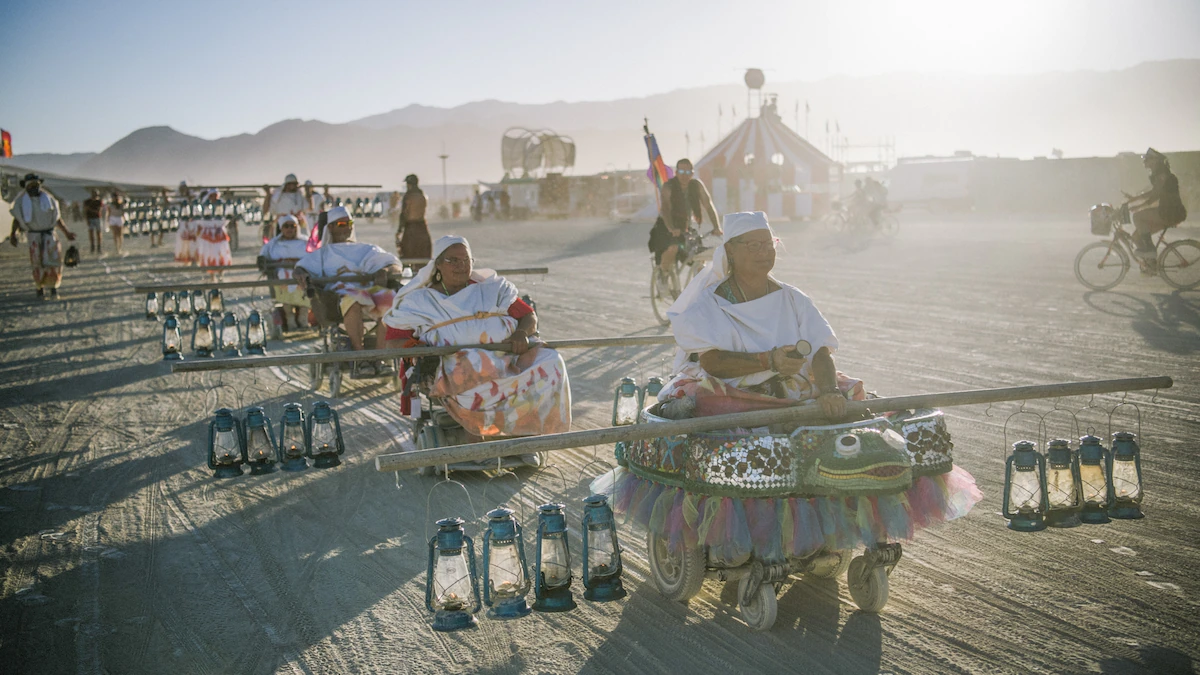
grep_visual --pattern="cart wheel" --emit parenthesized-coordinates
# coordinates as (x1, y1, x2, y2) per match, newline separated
(737, 574, 779, 631)
(808, 549, 853, 579)
(416, 424, 438, 477)
(646, 531, 705, 602)
(329, 366, 342, 399)
(847, 556, 889, 613)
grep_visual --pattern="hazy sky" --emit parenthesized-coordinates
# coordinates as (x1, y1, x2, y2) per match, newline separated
(4, 0, 1199, 154)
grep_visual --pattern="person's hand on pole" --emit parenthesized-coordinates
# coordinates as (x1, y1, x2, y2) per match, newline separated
(817, 390, 846, 419)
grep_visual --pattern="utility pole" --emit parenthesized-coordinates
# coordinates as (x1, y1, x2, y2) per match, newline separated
(439, 143, 449, 208)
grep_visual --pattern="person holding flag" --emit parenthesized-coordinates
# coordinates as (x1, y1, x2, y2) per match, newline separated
(644, 121, 722, 291)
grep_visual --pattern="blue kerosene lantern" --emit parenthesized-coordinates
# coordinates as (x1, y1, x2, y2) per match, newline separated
(1108, 432, 1144, 520)
(1077, 434, 1111, 524)
(243, 406, 277, 475)
(191, 311, 217, 358)
(218, 312, 242, 358)
(426, 517, 482, 632)
(533, 503, 577, 612)
(307, 401, 344, 468)
(612, 377, 640, 426)
(277, 403, 308, 471)
(482, 507, 532, 619)
(581, 494, 626, 602)
(145, 292, 159, 320)
(162, 314, 183, 361)
(208, 289, 224, 314)
(207, 408, 246, 478)
(1044, 439, 1083, 528)
(245, 309, 267, 355)
(1002, 440, 1048, 532)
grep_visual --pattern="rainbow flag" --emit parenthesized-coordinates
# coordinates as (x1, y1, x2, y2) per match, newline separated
(1, 130, 11, 158)
(643, 121, 673, 190)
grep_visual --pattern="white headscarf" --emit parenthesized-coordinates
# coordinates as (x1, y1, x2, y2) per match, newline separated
(392, 235, 493, 304)
(320, 206, 354, 246)
(666, 211, 773, 321)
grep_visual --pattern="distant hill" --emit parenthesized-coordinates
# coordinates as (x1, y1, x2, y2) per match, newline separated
(1, 153, 96, 176)
(9, 60, 1199, 189)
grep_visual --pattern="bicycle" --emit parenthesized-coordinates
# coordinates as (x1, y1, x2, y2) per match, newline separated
(1074, 201, 1200, 291)
(650, 229, 715, 325)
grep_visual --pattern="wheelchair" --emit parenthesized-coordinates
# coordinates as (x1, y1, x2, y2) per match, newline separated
(305, 286, 402, 399)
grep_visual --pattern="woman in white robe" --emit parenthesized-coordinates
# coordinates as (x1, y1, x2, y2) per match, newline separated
(260, 215, 311, 329)
(383, 235, 571, 439)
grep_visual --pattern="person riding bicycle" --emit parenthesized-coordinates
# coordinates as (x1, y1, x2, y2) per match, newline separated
(1126, 148, 1187, 271)
(650, 158, 722, 279)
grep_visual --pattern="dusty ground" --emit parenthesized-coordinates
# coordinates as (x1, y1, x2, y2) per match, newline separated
(0, 212, 1197, 675)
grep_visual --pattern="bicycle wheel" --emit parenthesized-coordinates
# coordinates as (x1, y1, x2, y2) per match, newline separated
(1074, 241, 1129, 291)
(1158, 239, 1200, 290)
(650, 266, 671, 326)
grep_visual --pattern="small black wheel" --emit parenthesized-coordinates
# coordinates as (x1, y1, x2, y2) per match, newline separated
(847, 556, 889, 613)
(737, 574, 779, 631)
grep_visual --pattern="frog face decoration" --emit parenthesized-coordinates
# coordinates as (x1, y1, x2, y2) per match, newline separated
(792, 421, 914, 497)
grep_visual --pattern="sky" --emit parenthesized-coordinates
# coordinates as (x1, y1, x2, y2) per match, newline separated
(3, 0, 1199, 154)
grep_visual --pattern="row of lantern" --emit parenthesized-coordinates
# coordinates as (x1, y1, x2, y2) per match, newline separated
(612, 376, 664, 426)
(161, 307, 268, 360)
(1003, 433, 1144, 531)
(427, 497, 624, 632)
(147, 289, 225, 320)
(208, 402, 344, 477)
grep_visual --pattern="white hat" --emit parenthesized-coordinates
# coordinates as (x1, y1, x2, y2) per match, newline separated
(284, 173, 298, 184)
(326, 205, 352, 224)
(277, 214, 298, 227)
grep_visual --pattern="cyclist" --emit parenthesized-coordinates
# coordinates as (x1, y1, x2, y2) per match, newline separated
(650, 158, 722, 282)
(1127, 148, 1187, 272)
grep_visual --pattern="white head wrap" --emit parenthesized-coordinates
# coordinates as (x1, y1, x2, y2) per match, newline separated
(392, 235, 492, 304)
(277, 214, 298, 227)
(284, 173, 298, 184)
(666, 211, 773, 320)
(321, 206, 354, 245)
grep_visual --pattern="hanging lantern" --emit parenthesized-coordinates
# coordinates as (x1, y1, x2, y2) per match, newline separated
(643, 376, 664, 400)
(242, 406, 278, 474)
(482, 507, 532, 619)
(208, 289, 224, 314)
(1002, 440, 1047, 532)
(1077, 434, 1111, 524)
(372, 197, 383, 217)
(177, 290, 192, 317)
(245, 309, 267, 355)
(162, 290, 180, 316)
(191, 289, 208, 314)
(162, 314, 183, 361)
(425, 517, 482, 632)
(612, 377, 640, 426)
(1044, 439, 1083, 528)
(581, 494, 626, 602)
(191, 311, 217, 358)
(307, 401, 345, 468)
(207, 408, 246, 478)
(533, 503, 576, 612)
(277, 403, 309, 471)
(145, 292, 159, 321)
(218, 312, 242, 358)
(1108, 432, 1144, 519)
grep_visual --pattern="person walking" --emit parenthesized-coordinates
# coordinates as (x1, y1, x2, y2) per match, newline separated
(83, 189, 104, 254)
(396, 174, 431, 261)
(102, 191, 126, 256)
(8, 173, 76, 299)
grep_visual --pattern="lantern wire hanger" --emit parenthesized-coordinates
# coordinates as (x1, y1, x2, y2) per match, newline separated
(425, 473, 476, 543)
(482, 463, 526, 525)
(1002, 404, 1047, 458)
(1108, 398, 1142, 442)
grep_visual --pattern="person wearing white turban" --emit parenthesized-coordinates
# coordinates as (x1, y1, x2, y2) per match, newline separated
(294, 206, 402, 374)
(383, 235, 571, 445)
(8, 173, 75, 299)
(661, 211, 862, 419)
(260, 214, 311, 330)
(262, 173, 310, 243)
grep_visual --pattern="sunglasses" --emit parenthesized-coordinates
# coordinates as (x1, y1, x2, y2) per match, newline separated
(331, 220, 352, 227)
(678, 169, 694, 175)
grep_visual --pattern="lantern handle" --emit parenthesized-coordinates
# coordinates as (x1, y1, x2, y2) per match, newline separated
(531, 462, 570, 497)
(1003, 408, 1046, 457)
(1041, 407, 1081, 446)
(424, 475, 476, 543)
(577, 456, 615, 488)
(1107, 401, 1142, 441)
(482, 468, 525, 525)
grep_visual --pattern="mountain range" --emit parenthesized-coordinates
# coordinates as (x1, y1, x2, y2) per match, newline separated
(4, 60, 1198, 190)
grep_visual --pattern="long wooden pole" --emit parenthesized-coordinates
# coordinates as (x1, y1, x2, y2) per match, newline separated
(133, 268, 549, 293)
(144, 258, 440, 273)
(373, 376, 1174, 473)
(171, 335, 674, 373)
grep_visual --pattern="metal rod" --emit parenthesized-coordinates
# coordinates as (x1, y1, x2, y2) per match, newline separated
(171, 335, 673, 373)
(143, 260, 521, 273)
(373, 376, 1174, 473)
(190, 184, 383, 190)
(133, 267, 548, 293)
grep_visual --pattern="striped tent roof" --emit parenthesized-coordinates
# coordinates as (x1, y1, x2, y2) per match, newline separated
(695, 108, 835, 176)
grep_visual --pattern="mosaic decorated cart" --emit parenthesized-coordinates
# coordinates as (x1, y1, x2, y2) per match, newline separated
(606, 403, 981, 630)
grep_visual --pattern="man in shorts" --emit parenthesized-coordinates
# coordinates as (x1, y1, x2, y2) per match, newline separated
(83, 189, 104, 253)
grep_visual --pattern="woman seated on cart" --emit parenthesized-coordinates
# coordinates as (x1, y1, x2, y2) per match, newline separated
(382, 235, 571, 439)
(293, 206, 402, 372)
(260, 215, 311, 331)
(661, 211, 865, 419)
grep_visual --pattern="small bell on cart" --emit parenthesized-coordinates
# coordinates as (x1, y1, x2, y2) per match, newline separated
(191, 289, 208, 314)
(1108, 432, 1144, 519)
(1077, 434, 1111, 524)
(245, 309, 267, 355)
(1044, 439, 1083, 528)
(207, 408, 246, 478)
(145, 292, 159, 320)
(1002, 440, 1047, 532)
(482, 507, 532, 619)
(425, 517, 482, 632)
(277, 403, 309, 471)
(307, 401, 344, 468)
(581, 494, 626, 602)
(191, 311, 217, 358)
(208, 289, 224, 314)
(162, 290, 180, 316)
(162, 314, 183, 361)
(243, 406, 277, 475)
(533, 503, 577, 612)
(218, 312, 242, 358)
(612, 377, 640, 426)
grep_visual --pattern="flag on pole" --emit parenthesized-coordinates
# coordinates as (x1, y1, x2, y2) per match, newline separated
(643, 119, 673, 193)
(0, 130, 11, 158)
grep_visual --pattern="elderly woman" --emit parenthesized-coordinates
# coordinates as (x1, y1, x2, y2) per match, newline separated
(383, 235, 571, 439)
(662, 211, 864, 418)
(260, 215, 310, 331)
(294, 206, 402, 373)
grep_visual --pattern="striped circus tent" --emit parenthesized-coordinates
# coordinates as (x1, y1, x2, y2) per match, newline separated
(695, 100, 837, 219)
